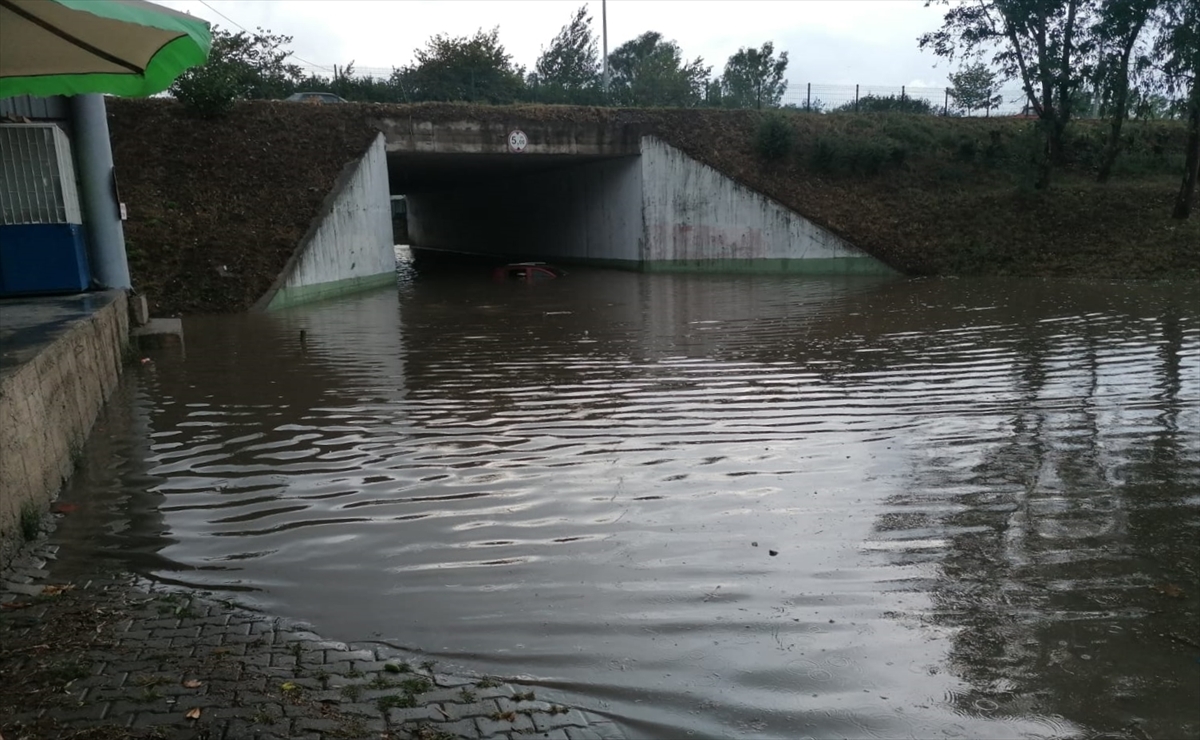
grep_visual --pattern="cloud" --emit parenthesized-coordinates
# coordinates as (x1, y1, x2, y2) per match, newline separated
(159, 0, 951, 84)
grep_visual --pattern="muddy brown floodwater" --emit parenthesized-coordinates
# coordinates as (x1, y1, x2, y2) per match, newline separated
(53, 260, 1199, 739)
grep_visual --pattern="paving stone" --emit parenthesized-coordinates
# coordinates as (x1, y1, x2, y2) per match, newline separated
(531, 708, 591, 732)
(477, 712, 536, 736)
(326, 673, 371, 689)
(433, 673, 481, 688)
(429, 718, 481, 737)
(471, 685, 517, 701)
(330, 648, 376, 662)
(293, 716, 342, 732)
(589, 720, 628, 740)
(496, 697, 554, 714)
(49, 702, 111, 722)
(269, 653, 298, 669)
(238, 653, 273, 668)
(440, 699, 504, 721)
(101, 701, 144, 724)
(320, 659, 355, 674)
(335, 700, 382, 717)
(130, 710, 190, 728)
(3, 582, 43, 596)
(418, 687, 473, 705)
(566, 728, 606, 740)
(386, 705, 441, 724)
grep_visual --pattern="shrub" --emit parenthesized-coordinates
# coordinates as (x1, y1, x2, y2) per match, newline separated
(171, 66, 239, 118)
(809, 135, 902, 177)
(755, 113, 795, 162)
(19, 501, 40, 541)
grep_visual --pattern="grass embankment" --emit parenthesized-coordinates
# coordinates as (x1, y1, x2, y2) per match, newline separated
(658, 111, 1198, 278)
(108, 99, 1197, 316)
(108, 99, 378, 316)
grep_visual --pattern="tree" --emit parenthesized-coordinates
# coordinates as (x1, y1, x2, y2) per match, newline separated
(720, 42, 789, 109)
(1153, 0, 1200, 218)
(533, 5, 601, 103)
(833, 94, 936, 114)
(401, 27, 525, 103)
(948, 63, 1004, 114)
(920, 0, 1095, 188)
(169, 26, 304, 116)
(607, 32, 710, 108)
(1092, 0, 1159, 182)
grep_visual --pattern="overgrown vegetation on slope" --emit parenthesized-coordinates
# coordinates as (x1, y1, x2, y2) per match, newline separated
(108, 99, 1198, 315)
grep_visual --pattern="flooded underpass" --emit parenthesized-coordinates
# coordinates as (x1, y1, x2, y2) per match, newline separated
(51, 261, 1200, 739)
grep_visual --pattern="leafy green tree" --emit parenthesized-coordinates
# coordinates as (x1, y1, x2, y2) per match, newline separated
(1130, 88, 1173, 119)
(948, 63, 1004, 114)
(720, 42, 789, 109)
(1092, 0, 1159, 182)
(1149, 0, 1200, 218)
(401, 27, 525, 103)
(607, 32, 710, 108)
(833, 94, 935, 114)
(920, 0, 1094, 188)
(170, 26, 304, 116)
(532, 5, 601, 103)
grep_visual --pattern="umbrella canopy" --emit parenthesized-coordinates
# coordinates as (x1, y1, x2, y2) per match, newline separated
(0, 0, 211, 99)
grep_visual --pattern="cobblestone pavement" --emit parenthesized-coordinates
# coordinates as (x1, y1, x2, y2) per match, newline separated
(1, 534, 628, 740)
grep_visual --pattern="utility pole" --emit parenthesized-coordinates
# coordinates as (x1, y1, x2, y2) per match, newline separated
(601, 0, 609, 96)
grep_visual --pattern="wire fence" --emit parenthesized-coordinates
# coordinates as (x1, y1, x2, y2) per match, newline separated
(292, 63, 1035, 116)
(780, 83, 1032, 116)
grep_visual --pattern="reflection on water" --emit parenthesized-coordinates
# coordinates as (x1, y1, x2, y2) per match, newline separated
(56, 267, 1199, 738)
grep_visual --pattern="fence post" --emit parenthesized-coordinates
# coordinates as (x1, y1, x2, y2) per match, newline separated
(806, 83, 811, 112)
(855, 84, 859, 113)
(944, 88, 949, 116)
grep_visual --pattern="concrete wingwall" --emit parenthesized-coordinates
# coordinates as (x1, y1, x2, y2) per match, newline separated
(638, 137, 893, 274)
(256, 133, 396, 311)
(0, 291, 128, 570)
(406, 155, 644, 267)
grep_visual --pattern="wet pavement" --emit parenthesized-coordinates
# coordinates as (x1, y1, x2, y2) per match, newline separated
(0, 292, 122, 374)
(0, 525, 628, 740)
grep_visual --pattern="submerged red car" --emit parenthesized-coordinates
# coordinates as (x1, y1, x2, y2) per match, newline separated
(492, 262, 566, 282)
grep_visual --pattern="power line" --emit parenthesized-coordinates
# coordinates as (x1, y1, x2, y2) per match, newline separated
(196, 0, 246, 33)
(195, 0, 336, 74)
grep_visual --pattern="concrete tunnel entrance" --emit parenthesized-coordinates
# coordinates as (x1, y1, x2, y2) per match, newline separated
(387, 150, 644, 269)
(372, 118, 893, 275)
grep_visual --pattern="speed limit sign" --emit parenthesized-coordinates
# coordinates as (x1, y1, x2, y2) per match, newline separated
(507, 129, 528, 153)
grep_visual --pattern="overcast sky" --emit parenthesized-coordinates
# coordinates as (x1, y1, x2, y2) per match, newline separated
(158, 0, 963, 93)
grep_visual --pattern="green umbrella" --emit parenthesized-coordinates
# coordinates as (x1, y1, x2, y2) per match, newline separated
(0, 0, 211, 99)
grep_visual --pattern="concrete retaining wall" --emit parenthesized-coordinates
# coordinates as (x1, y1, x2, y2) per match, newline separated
(638, 137, 893, 274)
(0, 290, 128, 569)
(407, 155, 644, 266)
(256, 133, 396, 311)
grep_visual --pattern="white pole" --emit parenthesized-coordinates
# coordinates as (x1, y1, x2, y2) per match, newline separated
(601, 0, 609, 95)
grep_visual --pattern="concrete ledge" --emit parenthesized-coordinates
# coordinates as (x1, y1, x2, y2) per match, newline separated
(0, 291, 128, 570)
(267, 271, 397, 311)
(131, 317, 184, 349)
(641, 257, 898, 275)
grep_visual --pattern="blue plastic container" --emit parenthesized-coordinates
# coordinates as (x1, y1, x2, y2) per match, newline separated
(0, 223, 92, 296)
